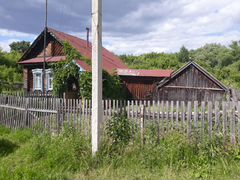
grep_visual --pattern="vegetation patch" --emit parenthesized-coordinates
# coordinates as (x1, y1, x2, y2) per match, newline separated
(0, 123, 240, 180)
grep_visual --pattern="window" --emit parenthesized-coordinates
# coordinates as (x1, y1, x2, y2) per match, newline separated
(32, 69, 42, 91)
(46, 69, 53, 91)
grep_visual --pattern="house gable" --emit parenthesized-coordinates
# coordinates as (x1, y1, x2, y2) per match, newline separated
(19, 29, 64, 61)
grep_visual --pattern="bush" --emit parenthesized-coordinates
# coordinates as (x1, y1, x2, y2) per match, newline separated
(105, 115, 132, 147)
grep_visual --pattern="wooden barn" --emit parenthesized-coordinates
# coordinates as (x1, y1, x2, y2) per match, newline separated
(155, 61, 229, 102)
(117, 69, 173, 100)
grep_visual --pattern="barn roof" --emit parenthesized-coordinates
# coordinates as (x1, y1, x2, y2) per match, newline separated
(117, 69, 173, 77)
(19, 27, 128, 73)
(157, 61, 228, 91)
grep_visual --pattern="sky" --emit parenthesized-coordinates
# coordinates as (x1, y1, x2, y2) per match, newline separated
(0, 0, 240, 55)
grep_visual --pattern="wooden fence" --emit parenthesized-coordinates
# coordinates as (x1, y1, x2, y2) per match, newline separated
(0, 95, 240, 144)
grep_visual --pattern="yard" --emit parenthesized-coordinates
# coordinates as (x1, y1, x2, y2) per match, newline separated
(1, 124, 240, 180)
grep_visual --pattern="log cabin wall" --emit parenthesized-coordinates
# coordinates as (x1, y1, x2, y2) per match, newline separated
(22, 33, 64, 93)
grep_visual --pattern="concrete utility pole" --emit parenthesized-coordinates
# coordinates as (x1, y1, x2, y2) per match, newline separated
(91, 0, 102, 155)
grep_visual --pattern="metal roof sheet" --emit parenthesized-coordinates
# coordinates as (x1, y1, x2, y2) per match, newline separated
(19, 28, 128, 74)
(18, 56, 65, 64)
(48, 28, 128, 73)
(117, 69, 173, 77)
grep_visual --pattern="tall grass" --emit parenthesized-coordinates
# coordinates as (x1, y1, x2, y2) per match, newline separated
(0, 120, 240, 180)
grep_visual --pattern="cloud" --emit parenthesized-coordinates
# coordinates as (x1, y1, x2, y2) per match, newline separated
(0, 38, 20, 52)
(0, 28, 36, 52)
(103, 0, 240, 54)
(0, 28, 35, 38)
(0, 0, 240, 55)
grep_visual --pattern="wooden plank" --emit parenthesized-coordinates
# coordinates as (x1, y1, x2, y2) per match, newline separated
(109, 99, 112, 117)
(238, 101, 240, 144)
(134, 100, 138, 131)
(0, 104, 25, 111)
(166, 101, 169, 132)
(147, 100, 151, 121)
(131, 100, 134, 121)
(161, 101, 164, 133)
(140, 104, 145, 145)
(230, 102, 236, 144)
(181, 101, 185, 132)
(194, 101, 198, 129)
(215, 101, 219, 132)
(208, 101, 213, 139)
(171, 101, 174, 130)
(116, 100, 119, 115)
(187, 101, 192, 137)
(201, 101, 205, 136)
(74, 99, 77, 128)
(222, 101, 227, 141)
(113, 100, 116, 116)
(127, 100, 130, 119)
(157, 100, 160, 141)
(176, 101, 179, 130)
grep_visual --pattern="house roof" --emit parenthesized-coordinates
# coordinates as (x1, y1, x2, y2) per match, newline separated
(75, 60, 91, 72)
(157, 61, 228, 91)
(117, 69, 173, 77)
(19, 27, 128, 73)
(18, 56, 65, 64)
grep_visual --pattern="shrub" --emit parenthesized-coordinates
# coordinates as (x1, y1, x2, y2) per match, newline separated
(105, 115, 132, 147)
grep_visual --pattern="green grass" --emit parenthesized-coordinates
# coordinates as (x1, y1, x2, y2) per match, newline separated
(0, 125, 240, 180)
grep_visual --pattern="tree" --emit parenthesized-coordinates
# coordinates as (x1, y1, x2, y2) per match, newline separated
(9, 41, 30, 53)
(177, 46, 189, 63)
(190, 43, 231, 68)
(229, 41, 240, 62)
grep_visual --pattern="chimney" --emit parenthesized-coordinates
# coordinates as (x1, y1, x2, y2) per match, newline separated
(86, 27, 90, 47)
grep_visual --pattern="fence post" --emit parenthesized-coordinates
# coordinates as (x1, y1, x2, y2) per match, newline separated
(140, 104, 145, 145)
(24, 97, 29, 128)
(56, 99, 61, 133)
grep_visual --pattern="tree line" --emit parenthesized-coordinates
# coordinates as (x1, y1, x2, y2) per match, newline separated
(0, 40, 240, 92)
(120, 41, 240, 89)
(0, 41, 30, 92)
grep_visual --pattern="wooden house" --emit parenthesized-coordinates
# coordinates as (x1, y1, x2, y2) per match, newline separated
(155, 61, 229, 102)
(18, 27, 128, 97)
(117, 69, 173, 99)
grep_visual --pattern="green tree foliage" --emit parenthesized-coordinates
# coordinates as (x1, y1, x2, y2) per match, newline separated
(190, 43, 232, 68)
(229, 41, 240, 62)
(53, 42, 126, 99)
(52, 42, 82, 96)
(9, 41, 30, 53)
(120, 41, 240, 90)
(0, 48, 23, 92)
(120, 52, 182, 70)
(177, 46, 189, 63)
(79, 71, 125, 99)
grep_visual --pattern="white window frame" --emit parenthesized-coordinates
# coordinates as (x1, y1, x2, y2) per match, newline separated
(32, 69, 43, 91)
(46, 69, 53, 91)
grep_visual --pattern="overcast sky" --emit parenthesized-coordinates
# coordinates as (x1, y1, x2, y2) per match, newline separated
(0, 0, 239, 55)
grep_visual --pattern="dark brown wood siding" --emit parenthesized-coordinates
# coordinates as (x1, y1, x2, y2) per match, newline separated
(23, 33, 64, 93)
(120, 76, 165, 100)
(23, 32, 64, 60)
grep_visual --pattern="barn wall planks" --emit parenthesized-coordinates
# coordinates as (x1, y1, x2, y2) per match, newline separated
(156, 63, 228, 102)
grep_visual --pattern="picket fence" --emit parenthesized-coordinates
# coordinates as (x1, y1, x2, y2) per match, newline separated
(0, 95, 240, 144)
